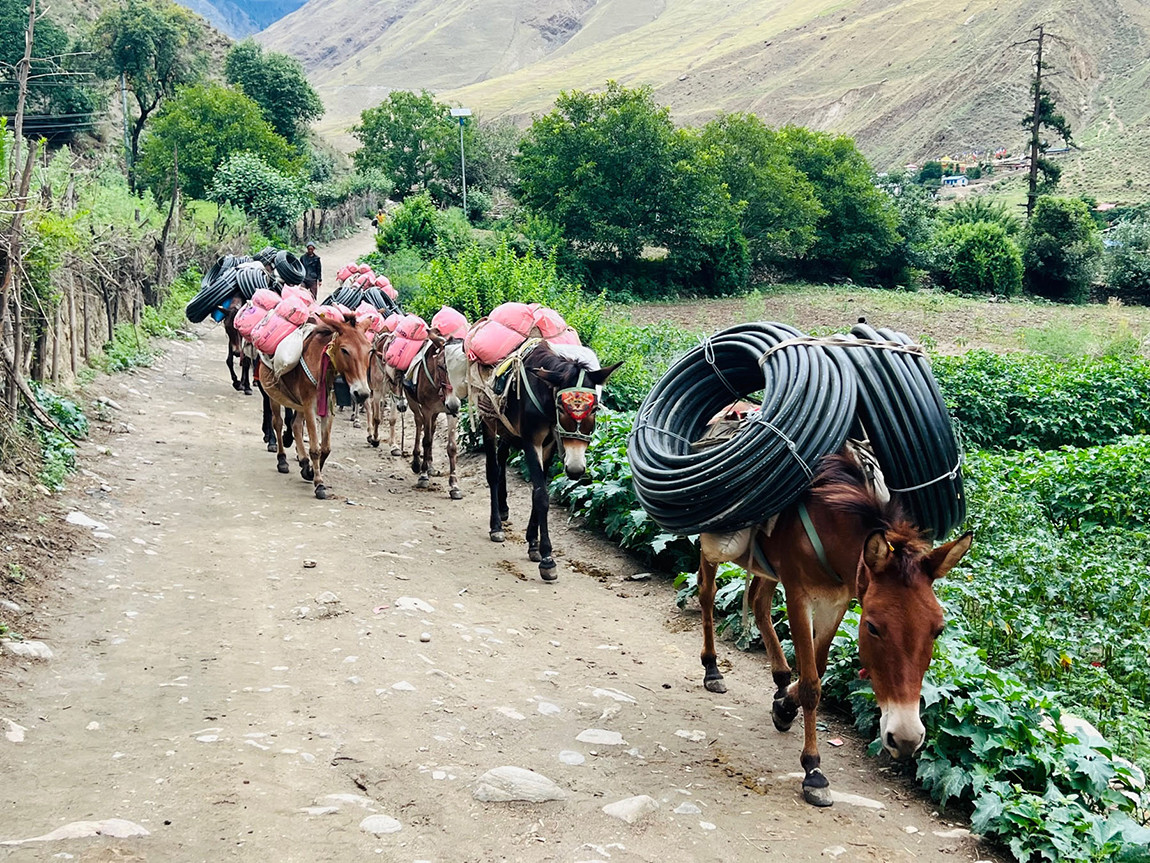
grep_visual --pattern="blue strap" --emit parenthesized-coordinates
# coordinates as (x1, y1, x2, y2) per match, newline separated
(798, 501, 841, 584)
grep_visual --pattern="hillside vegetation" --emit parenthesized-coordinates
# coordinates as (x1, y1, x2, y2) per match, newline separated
(259, 0, 1150, 201)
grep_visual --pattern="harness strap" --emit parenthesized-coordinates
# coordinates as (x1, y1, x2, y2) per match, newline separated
(518, 354, 547, 414)
(798, 500, 841, 584)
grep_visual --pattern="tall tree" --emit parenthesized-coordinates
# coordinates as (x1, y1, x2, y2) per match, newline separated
(352, 90, 451, 200)
(1016, 24, 1073, 218)
(223, 39, 323, 147)
(89, 0, 211, 191)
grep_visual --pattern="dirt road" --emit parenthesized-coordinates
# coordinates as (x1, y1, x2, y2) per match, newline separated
(0, 324, 995, 862)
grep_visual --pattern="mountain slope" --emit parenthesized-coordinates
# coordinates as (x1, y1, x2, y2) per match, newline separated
(177, 0, 307, 36)
(260, 0, 1150, 200)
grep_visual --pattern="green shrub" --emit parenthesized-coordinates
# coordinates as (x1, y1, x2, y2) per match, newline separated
(1105, 220, 1150, 304)
(933, 222, 1023, 296)
(932, 350, 1150, 450)
(142, 268, 201, 339)
(208, 151, 310, 236)
(588, 317, 695, 410)
(93, 323, 155, 373)
(1023, 197, 1104, 303)
(30, 382, 88, 491)
(375, 193, 475, 258)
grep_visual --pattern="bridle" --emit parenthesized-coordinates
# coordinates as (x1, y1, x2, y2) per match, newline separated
(555, 369, 598, 442)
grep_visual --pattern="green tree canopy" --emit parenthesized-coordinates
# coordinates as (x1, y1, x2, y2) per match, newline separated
(777, 126, 900, 280)
(352, 90, 451, 200)
(137, 82, 298, 201)
(208, 151, 309, 236)
(934, 221, 1023, 296)
(516, 81, 683, 262)
(0, 0, 102, 143)
(938, 197, 1022, 236)
(89, 0, 210, 189)
(1022, 196, 1102, 303)
(223, 39, 323, 147)
(695, 113, 822, 268)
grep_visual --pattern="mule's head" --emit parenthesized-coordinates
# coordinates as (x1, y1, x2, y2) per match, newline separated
(856, 528, 972, 760)
(532, 354, 622, 479)
(426, 330, 459, 415)
(324, 315, 373, 404)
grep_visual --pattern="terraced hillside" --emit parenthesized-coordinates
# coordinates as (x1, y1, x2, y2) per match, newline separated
(260, 0, 1150, 201)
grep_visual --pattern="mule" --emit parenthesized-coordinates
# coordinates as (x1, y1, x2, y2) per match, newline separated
(403, 330, 464, 500)
(365, 331, 407, 456)
(470, 341, 620, 580)
(220, 293, 252, 395)
(259, 313, 372, 499)
(697, 451, 971, 806)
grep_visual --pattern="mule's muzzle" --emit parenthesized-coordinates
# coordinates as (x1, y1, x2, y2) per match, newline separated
(879, 704, 926, 760)
(445, 394, 461, 416)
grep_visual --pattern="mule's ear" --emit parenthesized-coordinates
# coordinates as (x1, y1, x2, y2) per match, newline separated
(588, 361, 624, 386)
(862, 529, 891, 573)
(922, 531, 972, 581)
(428, 328, 446, 347)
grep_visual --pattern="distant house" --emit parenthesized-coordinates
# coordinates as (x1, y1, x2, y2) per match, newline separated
(941, 175, 968, 187)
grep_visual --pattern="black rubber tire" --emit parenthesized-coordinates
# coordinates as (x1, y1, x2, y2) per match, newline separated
(235, 265, 269, 299)
(185, 272, 239, 323)
(275, 250, 306, 285)
(255, 246, 278, 266)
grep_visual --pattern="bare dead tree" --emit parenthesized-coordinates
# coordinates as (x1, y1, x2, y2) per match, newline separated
(1014, 24, 1074, 218)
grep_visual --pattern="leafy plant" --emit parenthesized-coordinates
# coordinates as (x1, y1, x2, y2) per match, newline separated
(30, 382, 88, 491)
(932, 221, 1023, 296)
(1022, 197, 1104, 303)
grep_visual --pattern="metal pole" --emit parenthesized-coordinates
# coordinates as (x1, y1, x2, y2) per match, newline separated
(459, 117, 467, 216)
(121, 72, 131, 173)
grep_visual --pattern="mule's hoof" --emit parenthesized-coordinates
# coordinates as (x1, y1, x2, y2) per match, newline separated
(539, 560, 558, 582)
(368, 437, 380, 448)
(390, 447, 402, 457)
(704, 677, 728, 694)
(449, 488, 463, 500)
(267, 441, 277, 453)
(802, 785, 834, 808)
(417, 476, 430, 489)
(301, 464, 314, 481)
(490, 531, 505, 543)
(772, 699, 797, 733)
(528, 544, 542, 563)
(232, 381, 242, 391)
(315, 485, 327, 500)
(499, 511, 510, 524)
(352, 420, 361, 429)
(277, 457, 289, 474)
(244, 388, 253, 396)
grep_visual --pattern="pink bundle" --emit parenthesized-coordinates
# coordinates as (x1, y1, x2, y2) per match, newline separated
(382, 313, 402, 333)
(531, 307, 567, 339)
(385, 314, 429, 371)
(252, 293, 309, 354)
(355, 303, 385, 338)
(431, 306, 469, 341)
(337, 265, 354, 282)
(490, 302, 536, 337)
(466, 302, 537, 365)
(357, 264, 373, 274)
(382, 284, 398, 300)
(281, 284, 315, 307)
(252, 288, 280, 311)
(234, 302, 268, 339)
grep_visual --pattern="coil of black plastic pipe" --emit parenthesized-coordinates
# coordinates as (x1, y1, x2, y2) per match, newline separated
(842, 324, 964, 538)
(627, 322, 859, 535)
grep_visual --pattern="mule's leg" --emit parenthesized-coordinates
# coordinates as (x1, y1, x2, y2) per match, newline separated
(260, 385, 277, 452)
(283, 408, 295, 449)
(782, 591, 833, 807)
(523, 443, 556, 581)
(751, 577, 798, 731)
(293, 411, 311, 480)
(303, 409, 326, 498)
(319, 411, 334, 470)
(446, 412, 462, 500)
(240, 352, 252, 395)
(484, 430, 505, 542)
(496, 439, 511, 524)
(388, 393, 402, 456)
(270, 402, 290, 474)
(227, 348, 241, 390)
(366, 391, 381, 447)
(417, 412, 435, 488)
(698, 555, 726, 693)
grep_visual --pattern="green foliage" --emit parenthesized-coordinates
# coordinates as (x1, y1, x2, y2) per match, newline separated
(374, 193, 472, 258)
(938, 197, 1022, 236)
(879, 175, 939, 281)
(138, 82, 299, 201)
(224, 39, 323, 146)
(777, 125, 901, 281)
(0, 0, 101, 143)
(352, 90, 453, 200)
(932, 350, 1150, 450)
(1105, 220, 1150, 304)
(917, 161, 944, 183)
(412, 240, 604, 344)
(93, 323, 155, 373)
(209, 151, 310, 236)
(141, 267, 200, 338)
(588, 317, 695, 411)
(29, 382, 88, 491)
(1023, 197, 1103, 303)
(933, 222, 1023, 296)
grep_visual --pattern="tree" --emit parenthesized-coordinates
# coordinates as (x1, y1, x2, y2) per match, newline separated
(209, 152, 309, 236)
(0, 0, 101, 143)
(352, 90, 452, 200)
(916, 161, 943, 184)
(1104, 220, 1150, 304)
(1021, 197, 1102, 303)
(89, 0, 211, 191)
(777, 126, 900, 280)
(933, 222, 1023, 296)
(695, 113, 822, 269)
(1016, 24, 1073, 218)
(938, 198, 1022, 236)
(223, 39, 323, 147)
(516, 82, 682, 263)
(137, 83, 298, 201)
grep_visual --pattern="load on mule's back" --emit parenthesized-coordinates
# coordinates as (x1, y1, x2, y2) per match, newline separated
(465, 302, 621, 582)
(628, 321, 969, 806)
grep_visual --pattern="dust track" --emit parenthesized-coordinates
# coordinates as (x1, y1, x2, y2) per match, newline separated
(0, 326, 996, 862)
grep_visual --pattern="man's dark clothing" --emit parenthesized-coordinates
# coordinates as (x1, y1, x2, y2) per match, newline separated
(301, 250, 322, 297)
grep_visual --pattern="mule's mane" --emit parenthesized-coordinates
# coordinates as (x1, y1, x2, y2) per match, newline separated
(808, 453, 930, 583)
(529, 343, 594, 382)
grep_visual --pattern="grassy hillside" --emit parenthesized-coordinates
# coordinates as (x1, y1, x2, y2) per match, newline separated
(261, 0, 1150, 202)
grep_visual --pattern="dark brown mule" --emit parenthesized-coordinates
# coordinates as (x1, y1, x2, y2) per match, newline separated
(403, 330, 463, 500)
(470, 342, 620, 580)
(220, 294, 252, 395)
(697, 452, 971, 806)
(259, 314, 372, 499)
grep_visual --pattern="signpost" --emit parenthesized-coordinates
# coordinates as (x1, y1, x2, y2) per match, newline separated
(450, 107, 472, 216)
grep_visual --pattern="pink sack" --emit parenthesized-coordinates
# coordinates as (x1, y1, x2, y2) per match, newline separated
(275, 295, 310, 327)
(531, 307, 568, 339)
(235, 303, 268, 339)
(374, 275, 391, 289)
(337, 265, 353, 282)
(396, 314, 428, 342)
(314, 304, 344, 321)
(383, 313, 402, 333)
(431, 306, 468, 341)
(385, 336, 425, 372)
(489, 302, 536, 338)
(383, 284, 398, 300)
(281, 285, 315, 307)
(355, 274, 373, 288)
(357, 264, 372, 275)
(252, 313, 298, 355)
(252, 288, 280, 311)
(466, 317, 527, 366)
(547, 326, 581, 347)
(355, 302, 376, 317)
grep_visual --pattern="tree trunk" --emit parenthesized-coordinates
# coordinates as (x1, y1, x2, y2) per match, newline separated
(68, 277, 77, 376)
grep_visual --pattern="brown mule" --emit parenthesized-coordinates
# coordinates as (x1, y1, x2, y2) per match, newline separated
(365, 331, 406, 457)
(220, 293, 252, 395)
(697, 452, 971, 806)
(403, 330, 463, 500)
(259, 314, 372, 499)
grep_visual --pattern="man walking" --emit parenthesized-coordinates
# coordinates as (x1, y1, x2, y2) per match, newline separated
(301, 241, 322, 298)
